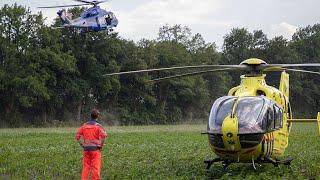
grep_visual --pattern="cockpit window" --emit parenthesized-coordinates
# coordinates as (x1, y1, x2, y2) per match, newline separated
(236, 97, 265, 133)
(91, 9, 98, 15)
(105, 13, 113, 25)
(208, 96, 236, 133)
(216, 99, 235, 126)
(274, 105, 283, 129)
(208, 96, 283, 134)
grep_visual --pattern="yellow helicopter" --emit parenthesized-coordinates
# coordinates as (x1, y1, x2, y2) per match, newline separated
(105, 58, 320, 170)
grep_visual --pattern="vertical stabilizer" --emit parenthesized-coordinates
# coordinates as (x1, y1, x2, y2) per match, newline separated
(317, 112, 320, 134)
(279, 71, 289, 98)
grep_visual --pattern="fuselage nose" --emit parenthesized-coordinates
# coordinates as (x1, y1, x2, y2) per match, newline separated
(216, 116, 264, 150)
(221, 116, 241, 151)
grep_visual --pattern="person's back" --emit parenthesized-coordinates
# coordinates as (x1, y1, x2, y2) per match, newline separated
(78, 121, 105, 151)
(75, 109, 107, 180)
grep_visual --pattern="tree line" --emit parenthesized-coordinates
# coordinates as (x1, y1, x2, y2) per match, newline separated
(0, 4, 319, 127)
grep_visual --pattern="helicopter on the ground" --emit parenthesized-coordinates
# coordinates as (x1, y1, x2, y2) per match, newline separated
(38, 0, 118, 33)
(105, 58, 320, 171)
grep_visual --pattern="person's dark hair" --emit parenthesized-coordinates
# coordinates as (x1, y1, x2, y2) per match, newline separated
(91, 109, 100, 119)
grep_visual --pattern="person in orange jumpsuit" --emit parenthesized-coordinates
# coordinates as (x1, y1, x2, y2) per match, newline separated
(75, 109, 107, 180)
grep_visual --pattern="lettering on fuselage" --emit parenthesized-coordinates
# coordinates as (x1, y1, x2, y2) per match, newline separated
(227, 140, 235, 145)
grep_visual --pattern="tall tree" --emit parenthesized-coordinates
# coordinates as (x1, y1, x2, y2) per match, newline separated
(0, 4, 77, 126)
(290, 24, 320, 116)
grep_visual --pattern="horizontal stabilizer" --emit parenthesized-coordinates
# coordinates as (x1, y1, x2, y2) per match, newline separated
(287, 112, 320, 134)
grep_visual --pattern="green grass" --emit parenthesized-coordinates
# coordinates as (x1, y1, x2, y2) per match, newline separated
(0, 124, 319, 179)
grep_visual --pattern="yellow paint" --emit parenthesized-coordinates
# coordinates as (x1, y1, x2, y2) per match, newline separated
(279, 71, 289, 98)
(318, 112, 320, 134)
(240, 58, 267, 65)
(209, 58, 319, 163)
(221, 116, 241, 151)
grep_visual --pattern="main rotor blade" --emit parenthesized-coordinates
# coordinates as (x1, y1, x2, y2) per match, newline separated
(104, 65, 247, 76)
(262, 63, 320, 72)
(38, 4, 90, 8)
(104, 63, 320, 77)
(263, 63, 320, 69)
(264, 67, 320, 75)
(285, 68, 320, 75)
(148, 68, 233, 83)
(95, 0, 109, 3)
(74, 0, 92, 3)
(74, 0, 108, 5)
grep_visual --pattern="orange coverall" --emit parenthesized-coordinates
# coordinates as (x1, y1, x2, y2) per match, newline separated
(75, 121, 107, 180)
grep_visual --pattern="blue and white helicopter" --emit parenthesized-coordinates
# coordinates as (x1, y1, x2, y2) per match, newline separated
(39, 0, 118, 33)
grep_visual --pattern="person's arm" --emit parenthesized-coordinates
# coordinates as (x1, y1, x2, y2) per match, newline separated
(75, 126, 84, 147)
(100, 138, 105, 148)
(98, 127, 108, 149)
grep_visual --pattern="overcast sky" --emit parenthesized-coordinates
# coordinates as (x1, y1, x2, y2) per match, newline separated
(2, 0, 320, 49)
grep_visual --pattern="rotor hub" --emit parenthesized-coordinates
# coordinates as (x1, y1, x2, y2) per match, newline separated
(240, 58, 267, 66)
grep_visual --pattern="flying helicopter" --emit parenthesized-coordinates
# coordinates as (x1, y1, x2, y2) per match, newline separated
(38, 0, 118, 33)
(104, 58, 320, 171)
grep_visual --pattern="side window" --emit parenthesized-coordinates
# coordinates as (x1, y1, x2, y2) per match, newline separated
(280, 108, 283, 127)
(278, 108, 283, 128)
(93, 10, 98, 16)
(274, 106, 283, 128)
(215, 99, 235, 126)
(267, 107, 274, 131)
(274, 106, 279, 129)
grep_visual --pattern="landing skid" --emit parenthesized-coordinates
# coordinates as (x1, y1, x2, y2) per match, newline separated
(204, 157, 293, 171)
(204, 158, 234, 172)
(204, 158, 234, 179)
(263, 157, 293, 167)
(204, 158, 223, 170)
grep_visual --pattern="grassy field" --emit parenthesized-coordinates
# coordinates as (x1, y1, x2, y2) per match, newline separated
(0, 123, 319, 179)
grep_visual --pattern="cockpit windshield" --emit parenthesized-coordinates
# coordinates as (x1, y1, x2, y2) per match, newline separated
(235, 97, 265, 133)
(208, 96, 236, 133)
(208, 96, 279, 134)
